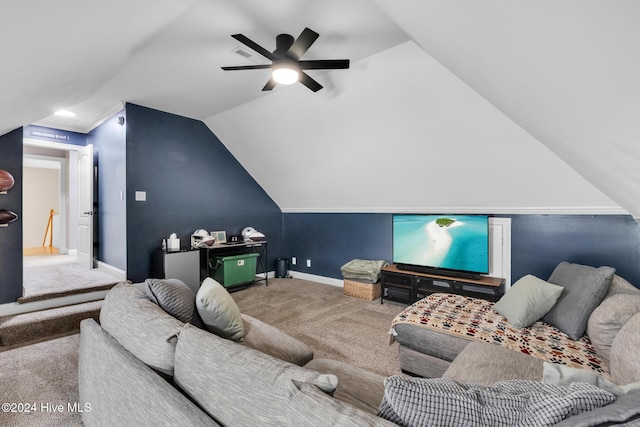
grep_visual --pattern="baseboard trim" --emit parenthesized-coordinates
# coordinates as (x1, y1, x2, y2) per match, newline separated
(289, 271, 343, 287)
(96, 261, 126, 281)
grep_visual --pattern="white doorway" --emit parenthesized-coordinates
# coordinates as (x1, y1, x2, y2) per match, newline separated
(20, 139, 120, 304)
(23, 138, 78, 257)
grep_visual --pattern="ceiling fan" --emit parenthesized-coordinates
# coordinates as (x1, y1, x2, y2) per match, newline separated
(221, 27, 350, 92)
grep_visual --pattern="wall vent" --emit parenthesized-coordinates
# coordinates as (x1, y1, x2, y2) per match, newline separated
(234, 47, 252, 59)
(231, 46, 268, 65)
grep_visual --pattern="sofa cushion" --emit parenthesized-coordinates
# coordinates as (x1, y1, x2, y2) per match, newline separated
(145, 278, 205, 328)
(609, 312, 640, 385)
(195, 277, 245, 341)
(99, 283, 184, 376)
(543, 262, 615, 340)
(378, 377, 614, 427)
(493, 275, 563, 328)
(587, 292, 640, 366)
(241, 313, 313, 366)
(174, 324, 341, 427)
(605, 274, 640, 297)
(304, 358, 387, 415)
(288, 379, 395, 426)
(442, 342, 543, 385)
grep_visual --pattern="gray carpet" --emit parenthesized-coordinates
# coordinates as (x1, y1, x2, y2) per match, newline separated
(0, 334, 82, 427)
(0, 301, 102, 347)
(232, 278, 407, 376)
(20, 262, 119, 303)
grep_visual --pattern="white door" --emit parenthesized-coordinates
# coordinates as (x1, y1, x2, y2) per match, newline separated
(77, 144, 94, 269)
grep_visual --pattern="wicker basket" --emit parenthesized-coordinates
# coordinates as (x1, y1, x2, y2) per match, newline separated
(343, 279, 381, 301)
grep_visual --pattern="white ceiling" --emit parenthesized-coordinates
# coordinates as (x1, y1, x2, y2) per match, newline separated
(1, 1, 638, 217)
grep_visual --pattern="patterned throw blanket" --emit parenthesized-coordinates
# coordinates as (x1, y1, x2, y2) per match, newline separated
(378, 377, 615, 427)
(391, 293, 609, 376)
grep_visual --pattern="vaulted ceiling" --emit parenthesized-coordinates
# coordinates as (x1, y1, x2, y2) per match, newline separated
(2, 1, 638, 217)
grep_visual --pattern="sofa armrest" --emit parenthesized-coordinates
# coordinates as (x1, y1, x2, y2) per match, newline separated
(304, 358, 386, 416)
(241, 313, 313, 366)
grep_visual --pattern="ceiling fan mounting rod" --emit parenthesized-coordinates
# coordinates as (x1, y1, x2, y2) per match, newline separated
(274, 34, 295, 58)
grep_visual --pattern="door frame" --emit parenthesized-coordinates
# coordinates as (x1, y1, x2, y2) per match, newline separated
(23, 138, 84, 257)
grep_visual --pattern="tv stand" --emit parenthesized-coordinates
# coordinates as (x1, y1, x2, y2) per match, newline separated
(395, 264, 481, 280)
(381, 264, 505, 305)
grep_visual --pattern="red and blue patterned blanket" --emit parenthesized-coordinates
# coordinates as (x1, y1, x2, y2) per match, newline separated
(392, 293, 609, 376)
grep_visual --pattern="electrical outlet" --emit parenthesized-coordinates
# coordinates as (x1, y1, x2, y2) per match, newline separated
(306, 259, 311, 268)
(291, 257, 297, 265)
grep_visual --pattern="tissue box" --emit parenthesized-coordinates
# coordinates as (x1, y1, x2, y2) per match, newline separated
(167, 238, 180, 250)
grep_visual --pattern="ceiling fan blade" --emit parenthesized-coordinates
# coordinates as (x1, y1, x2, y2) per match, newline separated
(221, 64, 273, 71)
(298, 59, 350, 70)
(262, 78, 277, 91)
(286, 28, 319, 60)
(231, 34, 277, 61)
(298, 72, 323, 92)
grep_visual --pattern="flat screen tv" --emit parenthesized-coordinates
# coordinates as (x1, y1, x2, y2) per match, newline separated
(392, 214, 489, 278)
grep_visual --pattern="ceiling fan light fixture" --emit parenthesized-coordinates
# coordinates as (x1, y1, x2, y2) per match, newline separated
(272, 65, 299, 85)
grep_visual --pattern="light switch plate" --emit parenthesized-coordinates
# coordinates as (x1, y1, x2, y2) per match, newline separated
(135, 191, 146, 201)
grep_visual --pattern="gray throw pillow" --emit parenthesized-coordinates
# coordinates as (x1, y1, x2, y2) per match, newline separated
(493, 275, 563, 328)
(196, 277, 245, 341)
(542, 262, 615, 340)
(145, 278, 204, 328)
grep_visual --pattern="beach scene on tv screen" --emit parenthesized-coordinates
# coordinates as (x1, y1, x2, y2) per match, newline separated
(393, 215, 489, 274)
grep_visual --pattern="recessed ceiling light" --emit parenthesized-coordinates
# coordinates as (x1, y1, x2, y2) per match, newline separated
(54, 109, 76, 117)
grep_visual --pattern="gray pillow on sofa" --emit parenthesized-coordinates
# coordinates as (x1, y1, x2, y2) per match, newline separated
(542, 262, 615, 340)
(145, 278, 204, 328)
(196, 277, 245, 341)
(493, 275, 563, 328)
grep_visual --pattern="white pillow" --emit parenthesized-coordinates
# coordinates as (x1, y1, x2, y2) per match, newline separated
(196, 278, 245, 341)
(542, 362, 640, 397)
(493, 275, 563, 328)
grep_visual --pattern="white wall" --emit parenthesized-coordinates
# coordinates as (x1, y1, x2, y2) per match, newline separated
(23, 166, 59, 248)
(207, 41, 621, 214)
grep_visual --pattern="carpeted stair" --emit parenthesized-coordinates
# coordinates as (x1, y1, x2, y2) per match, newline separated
(0, 300, 102, 349)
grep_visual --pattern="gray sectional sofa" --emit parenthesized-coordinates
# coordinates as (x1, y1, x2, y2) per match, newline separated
(79, 273, 640, 426)
(390, 265, 640, 426)
(78, 282, 395, 426)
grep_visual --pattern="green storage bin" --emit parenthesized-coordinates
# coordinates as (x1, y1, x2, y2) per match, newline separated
(209, 253, 259, 287)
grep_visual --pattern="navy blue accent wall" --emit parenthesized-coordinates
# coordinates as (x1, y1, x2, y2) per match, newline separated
(284, 213, 390, 277)
(87, 110, 127, 270)
(508, 214, 640, 285)
(283, 213, 640, 287)
(24, 125, 86, 146)
(0, 128, 24, 303)
(125, 104, 282, 282)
